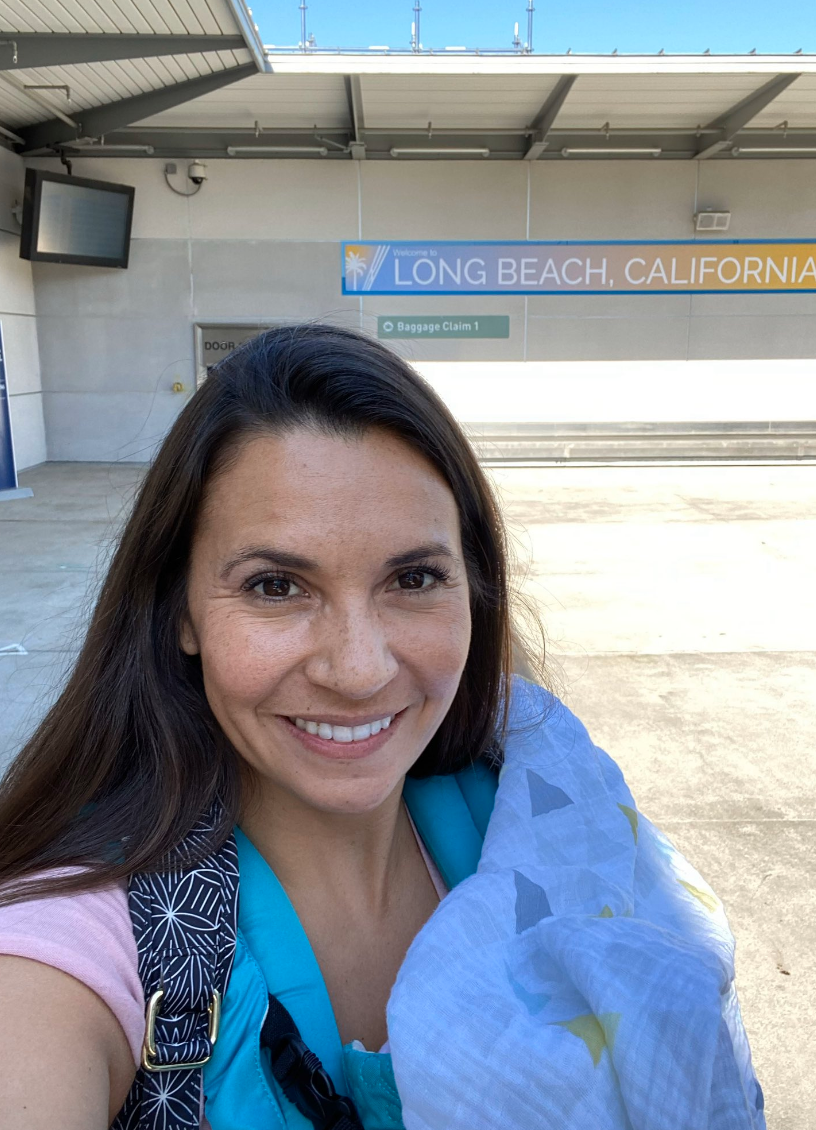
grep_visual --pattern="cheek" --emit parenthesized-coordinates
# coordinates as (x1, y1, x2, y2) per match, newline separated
(402, 600, 472, 692)
(196, 613, 304, 706)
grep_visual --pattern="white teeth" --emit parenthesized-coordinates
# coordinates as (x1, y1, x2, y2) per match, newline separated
(291, 714, 394, 742)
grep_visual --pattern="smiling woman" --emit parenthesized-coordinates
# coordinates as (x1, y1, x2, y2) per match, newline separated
(0, 325, 764, 1130)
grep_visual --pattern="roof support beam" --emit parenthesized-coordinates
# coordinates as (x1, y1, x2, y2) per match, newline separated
(524, 75, 576, 160)
(0, 34, 247, 71)
(345, 75, 365, 159)
(19, 63, 257, 153)
(695, 72, 801, 159)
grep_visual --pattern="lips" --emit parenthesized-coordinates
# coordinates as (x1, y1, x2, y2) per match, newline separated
(280, 709, 404, 760)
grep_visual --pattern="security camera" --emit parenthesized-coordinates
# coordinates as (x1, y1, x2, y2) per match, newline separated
(188, 160, 207, 185)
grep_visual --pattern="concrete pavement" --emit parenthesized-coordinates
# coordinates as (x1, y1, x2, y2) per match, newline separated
(2, 460, 814, 1128)
(489, 463, 815, 1130)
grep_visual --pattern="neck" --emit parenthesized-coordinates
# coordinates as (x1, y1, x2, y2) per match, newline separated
(238, 780, 411, 917)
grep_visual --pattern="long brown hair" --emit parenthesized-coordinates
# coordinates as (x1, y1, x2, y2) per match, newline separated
(0, 324, 514, 905)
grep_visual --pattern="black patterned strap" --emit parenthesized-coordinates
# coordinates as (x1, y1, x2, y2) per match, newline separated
(111, 804, 240, 1130)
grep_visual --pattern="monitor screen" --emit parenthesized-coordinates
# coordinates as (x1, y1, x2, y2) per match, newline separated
(20, 169, 135, 268)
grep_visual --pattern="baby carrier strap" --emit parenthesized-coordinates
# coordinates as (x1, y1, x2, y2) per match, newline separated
(261, 993, 364, 1130)
(111, 803, 240, 1130)
(115, 765, 499, 1130)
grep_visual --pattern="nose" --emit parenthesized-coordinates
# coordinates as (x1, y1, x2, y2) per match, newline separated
(303, 602, 400, 700)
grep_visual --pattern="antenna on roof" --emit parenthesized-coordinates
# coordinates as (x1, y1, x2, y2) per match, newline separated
(299, 0, 307, 51)
(512, 22, 521, 52)
(525, 0, 535, 53)
(411, 0, 422, 53)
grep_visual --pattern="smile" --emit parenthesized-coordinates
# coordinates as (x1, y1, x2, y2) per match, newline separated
(289, 715, 393, 743)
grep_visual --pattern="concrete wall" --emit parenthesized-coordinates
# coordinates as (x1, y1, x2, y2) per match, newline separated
(26, 155, 816, 461)
(0, 147, 45, 470)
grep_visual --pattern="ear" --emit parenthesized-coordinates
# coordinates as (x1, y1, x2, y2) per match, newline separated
(179, 613, 200, 656)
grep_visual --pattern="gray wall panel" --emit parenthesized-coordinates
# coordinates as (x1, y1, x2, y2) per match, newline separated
(32, 240, 193, 319)
(191, 240, 359, 321)
(8, 392, 47, 469)
(36, 315, 196, 394)
(43, 391, 187, 462)
(0, 314, 42, 396)
(361, 162, 527, 241)
(688, 315, 816, 359)
(527, 314, 690, 361)
(529, 162, 697, 240)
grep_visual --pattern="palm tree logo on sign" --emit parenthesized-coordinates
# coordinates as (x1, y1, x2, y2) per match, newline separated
(344, 244, 390, 291)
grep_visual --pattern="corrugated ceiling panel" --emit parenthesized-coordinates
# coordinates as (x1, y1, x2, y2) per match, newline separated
(11, 0, 101, 34)
(166, 0, 208, 34)
(178, 0, 222, 35)
(132, 72, 348, 127)
(201, 0, 249, 35)
(560, 73, 766, 128)
(0, 0, 64, 33)
(0, 0, 238, 36)
(361, 74, 560, 128)
(750, 75, 816, 127)
(0, 51, 249, 127)
(0, 81, 43, 126)
(0, 0, 246, 35)
(88, 0, 155, 34)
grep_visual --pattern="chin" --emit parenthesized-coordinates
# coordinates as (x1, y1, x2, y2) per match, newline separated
(296, 773, 403, 816)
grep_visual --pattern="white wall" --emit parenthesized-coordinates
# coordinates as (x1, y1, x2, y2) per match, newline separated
(24, 155, 816, 459)
(0, 147, 45, 470)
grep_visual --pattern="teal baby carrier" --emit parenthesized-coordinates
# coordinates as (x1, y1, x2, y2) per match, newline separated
(111, 760, 499, 1130)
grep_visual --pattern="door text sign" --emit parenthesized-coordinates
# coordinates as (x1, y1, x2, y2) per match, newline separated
(377, 315, 509, 339)
(343, 240, 816, 295)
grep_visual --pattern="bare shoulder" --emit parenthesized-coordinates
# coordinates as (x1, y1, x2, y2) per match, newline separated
(0, 954, 136, 1129)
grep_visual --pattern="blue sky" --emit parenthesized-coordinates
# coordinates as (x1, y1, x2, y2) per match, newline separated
(253, 0, 815, 55)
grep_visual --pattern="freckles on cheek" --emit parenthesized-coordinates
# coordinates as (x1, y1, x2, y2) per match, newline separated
(199, 618, 302, 705)
(407, 616, 471, 694)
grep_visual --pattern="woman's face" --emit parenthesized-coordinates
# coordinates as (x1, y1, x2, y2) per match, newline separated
(181, 427, 472, 815)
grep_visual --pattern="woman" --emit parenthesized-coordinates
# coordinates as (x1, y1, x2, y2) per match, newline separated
(0, 324, 763, 1130)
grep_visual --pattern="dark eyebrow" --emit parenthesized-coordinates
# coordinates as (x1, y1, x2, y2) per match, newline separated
(221, 542, 457, 580)
(384, 543, 457, 569)
(220, 547, 320, 580)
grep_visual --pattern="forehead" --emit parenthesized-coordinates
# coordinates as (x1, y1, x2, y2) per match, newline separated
(196, 428, 461, 557)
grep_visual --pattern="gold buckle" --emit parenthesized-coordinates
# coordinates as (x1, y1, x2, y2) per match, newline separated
(141, 988, 222, 1073)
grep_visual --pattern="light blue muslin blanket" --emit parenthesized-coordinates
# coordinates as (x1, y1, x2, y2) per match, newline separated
(386, 677, 766, 1130)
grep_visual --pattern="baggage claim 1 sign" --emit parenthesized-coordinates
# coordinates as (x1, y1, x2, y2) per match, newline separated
(342, 240, 816, 295)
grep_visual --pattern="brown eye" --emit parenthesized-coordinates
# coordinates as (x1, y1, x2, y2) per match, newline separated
(251, 577, 305, 600)
(397, 570, 432, 590)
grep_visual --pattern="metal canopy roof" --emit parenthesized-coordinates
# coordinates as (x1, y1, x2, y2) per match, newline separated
(0, 0, 267, 148)
(3, 40, 816, 160)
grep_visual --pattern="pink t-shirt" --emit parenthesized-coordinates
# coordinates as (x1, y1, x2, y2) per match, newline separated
(0, 817, 447, 1072)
